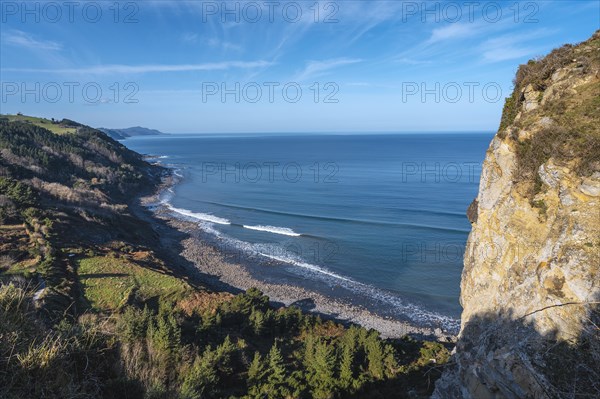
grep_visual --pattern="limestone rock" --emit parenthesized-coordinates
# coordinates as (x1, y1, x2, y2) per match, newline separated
(433, 31, 600, 399)
(522, 84, 540, 112)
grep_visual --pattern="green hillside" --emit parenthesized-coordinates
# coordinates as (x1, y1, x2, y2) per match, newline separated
(1, 114, 78, 135)
(0, 116, 448, 399)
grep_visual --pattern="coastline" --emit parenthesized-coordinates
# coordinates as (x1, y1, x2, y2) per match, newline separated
(138, 166, 457, 341)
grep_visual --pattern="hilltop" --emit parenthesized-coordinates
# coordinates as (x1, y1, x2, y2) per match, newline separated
(0, 114, 81, 135)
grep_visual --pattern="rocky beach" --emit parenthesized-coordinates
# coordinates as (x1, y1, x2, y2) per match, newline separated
(138, 169, 457, 341)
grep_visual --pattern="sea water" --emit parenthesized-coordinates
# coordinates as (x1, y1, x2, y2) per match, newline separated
(124, 133, 493, 331)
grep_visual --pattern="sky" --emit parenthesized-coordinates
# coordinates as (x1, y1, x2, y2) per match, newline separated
(0, 0, 598, 133)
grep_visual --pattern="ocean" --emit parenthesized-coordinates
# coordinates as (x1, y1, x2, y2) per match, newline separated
(124, 133, 493, 331)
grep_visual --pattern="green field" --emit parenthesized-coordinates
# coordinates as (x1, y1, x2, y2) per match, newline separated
(0, 114, 77, 135)
(78, 256, 191, 311)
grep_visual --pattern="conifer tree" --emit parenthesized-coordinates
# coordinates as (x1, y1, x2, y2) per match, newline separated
(250, 308, 266, 336)
(247, 351, 266, 385)
(180, 350, 219, 399)
(303, 333, 316, 368)
(339, 340, 356, 390)
(309, 340, 337, 399)
(264, 344, 290, 399)
(365, 332, 385, 380)
(215, 335, 236, 374)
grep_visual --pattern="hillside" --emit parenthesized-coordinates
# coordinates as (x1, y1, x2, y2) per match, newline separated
(1, 114, 80, 135)
(433, 31, 600, 398)
(99, 126, 165, 140)
(0, 116, 449, 398)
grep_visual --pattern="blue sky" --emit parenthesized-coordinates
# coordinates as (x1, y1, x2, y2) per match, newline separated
(1, 1, 598, 133)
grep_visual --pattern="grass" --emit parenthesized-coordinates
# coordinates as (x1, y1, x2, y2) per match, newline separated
(504, 32, 600, 197)
(498, 94, 518, 135)
(0, 225, 37, 276)
(0, 224, 25, 230)
(0, 114, 77, 135)
(5, 259, 39, 276)
(78, 256, 190, 311)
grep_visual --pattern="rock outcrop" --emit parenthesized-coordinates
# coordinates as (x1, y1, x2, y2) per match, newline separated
(434, 31, 600, 398)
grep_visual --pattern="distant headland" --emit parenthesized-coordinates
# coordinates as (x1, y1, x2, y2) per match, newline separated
(98, 126, 166, 140)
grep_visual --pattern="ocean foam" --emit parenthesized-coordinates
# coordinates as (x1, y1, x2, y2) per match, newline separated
(194, 219, 459, 332)
(243, 225, 301, 236)
(159, 196, 458, 330)
(167, 205, 231, 225)
(257, 252, 352, 281)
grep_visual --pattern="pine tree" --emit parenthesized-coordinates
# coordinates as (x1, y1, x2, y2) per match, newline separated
(339, 326, 361, 389)
(151, 311, 181, 354)
(264, 344, 290, 399)
(250, 308, 266, 336)
(180, 351, 219, 399)
(303, 333, 316, 368)
(215, 335, 236, 374)
(309, 340, 337, 399)
(339, 341, 355, 391)
(248, 351, 266, 385)
(382, 344, 398, 379)
(365, 332, 384, 380)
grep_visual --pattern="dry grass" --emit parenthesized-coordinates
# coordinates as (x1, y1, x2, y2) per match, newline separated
(177, 291, 233, 317)
(0, 283, 117, 399)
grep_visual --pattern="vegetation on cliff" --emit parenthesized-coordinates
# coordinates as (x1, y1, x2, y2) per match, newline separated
(0, 115, 449, 398)
(498, 31, 600, 197)
(434, 30, 600, 399)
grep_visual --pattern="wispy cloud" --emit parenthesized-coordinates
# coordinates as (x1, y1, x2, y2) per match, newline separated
(336, 2, 402, 45)
(207, 38, 241, 51)
(3, 61, 275, 74)
(481, 46, 535, 63)
(480, 29, 553, 63)
(295, 58, 362, 81)
(181, 32, 199, 43)
(181, 33, 241, 51)
(2, 30, 62, 51)
(395, 57, 432, 66)
(426, 24, 477, 45)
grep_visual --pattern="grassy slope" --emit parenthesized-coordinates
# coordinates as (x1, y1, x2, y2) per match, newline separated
(1, 114, 78, 135)
(78, 256, 190, 311)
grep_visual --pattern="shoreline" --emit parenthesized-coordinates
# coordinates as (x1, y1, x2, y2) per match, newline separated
(138, 167, 457, 342)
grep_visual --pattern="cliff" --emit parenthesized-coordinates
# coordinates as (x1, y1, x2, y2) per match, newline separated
(434, 31, 600, 398)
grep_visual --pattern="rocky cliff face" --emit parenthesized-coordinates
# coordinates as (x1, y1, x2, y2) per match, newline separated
(434, 31, 600, 398)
